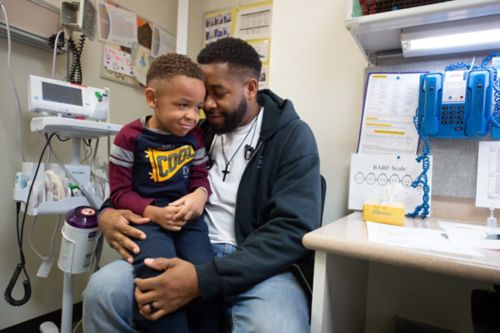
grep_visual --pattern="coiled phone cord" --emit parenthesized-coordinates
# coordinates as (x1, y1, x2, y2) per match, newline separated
(407, 114, 431, 219)
(480, 52, 500, 128)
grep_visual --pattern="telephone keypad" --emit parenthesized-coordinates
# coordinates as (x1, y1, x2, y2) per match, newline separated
(441, 104, 465, 133)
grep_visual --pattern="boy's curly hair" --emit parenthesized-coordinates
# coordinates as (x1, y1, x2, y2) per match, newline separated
(197, 37, 261, 79)
(146, 53, 204, 85)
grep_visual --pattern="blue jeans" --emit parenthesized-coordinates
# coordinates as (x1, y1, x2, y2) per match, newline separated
(133, 219, 219, 333)
(83, 244, 310, 333)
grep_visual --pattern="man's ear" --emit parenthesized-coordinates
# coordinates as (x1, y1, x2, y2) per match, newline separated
(245, 77, 258, 99)
(145, 87, 157, 108)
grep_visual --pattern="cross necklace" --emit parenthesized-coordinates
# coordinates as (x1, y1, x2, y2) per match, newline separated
(220, 116, 258, 181)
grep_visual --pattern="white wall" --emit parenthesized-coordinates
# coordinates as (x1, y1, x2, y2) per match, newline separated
(268, 0, 366, 223)
(0, 0, 177, 328)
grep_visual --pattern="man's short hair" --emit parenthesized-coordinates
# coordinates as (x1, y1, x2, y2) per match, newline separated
(197, 37, 262, 79)
(146, 53, 204, 86)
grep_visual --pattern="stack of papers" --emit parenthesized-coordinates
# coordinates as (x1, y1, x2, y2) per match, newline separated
(439, 221, 500, 250)
(366, 221, 500, 257)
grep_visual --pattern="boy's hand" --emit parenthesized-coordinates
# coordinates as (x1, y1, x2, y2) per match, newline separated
(169, 188, 208, 222)
(144, 205, 187, 232)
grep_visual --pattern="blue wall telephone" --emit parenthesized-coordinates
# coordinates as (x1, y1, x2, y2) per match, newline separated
(416, 69, 495, 138)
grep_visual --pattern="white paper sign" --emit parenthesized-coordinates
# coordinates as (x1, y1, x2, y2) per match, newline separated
(476, 141, 500, 208)
(349, 153, 432, 214)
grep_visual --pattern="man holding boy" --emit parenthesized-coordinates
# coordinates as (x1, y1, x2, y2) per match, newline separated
(83, 37, 321, 332)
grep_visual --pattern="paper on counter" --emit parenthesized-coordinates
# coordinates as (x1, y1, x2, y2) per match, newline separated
(439, 221, 500, 250)
(366, 222, 483, 257)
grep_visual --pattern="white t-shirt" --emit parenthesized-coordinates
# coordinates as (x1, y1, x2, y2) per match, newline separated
(204, 109, 263, 245)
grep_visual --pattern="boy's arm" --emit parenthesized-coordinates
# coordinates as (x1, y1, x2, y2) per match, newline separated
(110, 126, 154, 216)
(188, 127, 211, 197)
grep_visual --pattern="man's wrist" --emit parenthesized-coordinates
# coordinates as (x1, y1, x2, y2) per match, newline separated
(97, 207, 112, 225)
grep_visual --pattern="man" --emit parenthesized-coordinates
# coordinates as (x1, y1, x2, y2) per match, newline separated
(83, 37, 321, 333)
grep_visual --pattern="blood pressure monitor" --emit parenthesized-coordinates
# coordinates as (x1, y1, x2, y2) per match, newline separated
(28, 75, 109, 120)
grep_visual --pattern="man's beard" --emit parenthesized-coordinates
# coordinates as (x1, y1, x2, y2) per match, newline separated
(210, 98, 248, 134)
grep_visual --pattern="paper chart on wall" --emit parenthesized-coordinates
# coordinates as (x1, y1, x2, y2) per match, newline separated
(97, 1, 137, 48)
(358, 72, 423, 155)
(348, 153, 432, 214)
(151, 24, 176, 58)
(235, 2, 272, 40)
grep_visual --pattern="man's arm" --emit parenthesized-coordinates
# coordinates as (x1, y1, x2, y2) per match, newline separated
(197, 121, 321, 298)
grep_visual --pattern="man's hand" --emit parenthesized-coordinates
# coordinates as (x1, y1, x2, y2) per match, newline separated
(169, 187, 208, 222)
(99, 209, 149, 263)
(134, 258, 200, 320)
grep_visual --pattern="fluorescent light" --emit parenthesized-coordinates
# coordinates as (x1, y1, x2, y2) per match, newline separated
(401, 15, 500, 57)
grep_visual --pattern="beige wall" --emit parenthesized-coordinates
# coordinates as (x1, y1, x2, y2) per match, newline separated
(0, 0, 176, 328)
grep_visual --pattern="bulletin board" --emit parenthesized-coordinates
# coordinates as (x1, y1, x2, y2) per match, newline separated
(203, 1, 273, 88)
(97, 0, 176, 88)
(365, 52, 497, 199)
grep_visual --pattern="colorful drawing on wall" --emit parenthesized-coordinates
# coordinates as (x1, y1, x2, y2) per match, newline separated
(98, 1, 176, 88)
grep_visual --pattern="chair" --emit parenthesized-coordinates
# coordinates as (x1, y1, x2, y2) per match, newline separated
(290, 175, 327, 302)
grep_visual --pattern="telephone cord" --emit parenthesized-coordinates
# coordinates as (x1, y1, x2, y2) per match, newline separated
(407, 114, 431, 219)
(479, 52, 500, 128)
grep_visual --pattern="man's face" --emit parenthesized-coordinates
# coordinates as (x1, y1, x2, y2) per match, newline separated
(201, 63, 249, 134)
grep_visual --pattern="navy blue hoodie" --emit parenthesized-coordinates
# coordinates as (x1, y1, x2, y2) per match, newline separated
(197, 89, 322, 299)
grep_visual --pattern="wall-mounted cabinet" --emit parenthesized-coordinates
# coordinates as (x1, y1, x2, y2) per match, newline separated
(346, 0, 500, 62)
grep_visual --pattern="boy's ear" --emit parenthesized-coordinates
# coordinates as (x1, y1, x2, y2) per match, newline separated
(145, 87, 157, 108)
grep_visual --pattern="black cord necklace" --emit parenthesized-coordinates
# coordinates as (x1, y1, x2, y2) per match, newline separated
(220, 115, 259, 181)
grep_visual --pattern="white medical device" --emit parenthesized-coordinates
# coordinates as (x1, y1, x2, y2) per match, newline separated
(28, 75, 109, 120)
(58, 206, 100, 274)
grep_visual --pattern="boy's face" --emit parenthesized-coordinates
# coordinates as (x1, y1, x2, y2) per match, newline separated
(200, 63, 254, 134)
(146, 75, 205, 136)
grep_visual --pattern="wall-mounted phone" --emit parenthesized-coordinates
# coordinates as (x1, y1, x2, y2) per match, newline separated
(416, 69, 496, 139)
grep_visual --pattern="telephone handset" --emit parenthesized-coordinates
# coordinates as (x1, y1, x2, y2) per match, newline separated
(416, 69, 493, 138)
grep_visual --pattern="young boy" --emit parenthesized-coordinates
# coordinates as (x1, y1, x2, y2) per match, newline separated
(109, 54, 219, 333)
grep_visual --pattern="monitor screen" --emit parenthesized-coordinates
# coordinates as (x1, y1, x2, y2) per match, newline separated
(42, 82, 83, 106)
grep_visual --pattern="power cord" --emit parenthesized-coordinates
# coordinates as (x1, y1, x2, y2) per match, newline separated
(0, 3, 26, 163)
(67, 34, 86, 84)
(49, 30, 64, 79)
(4, 134, 56, 306)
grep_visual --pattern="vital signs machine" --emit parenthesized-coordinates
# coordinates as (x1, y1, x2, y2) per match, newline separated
(11, 75, 121, 333)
